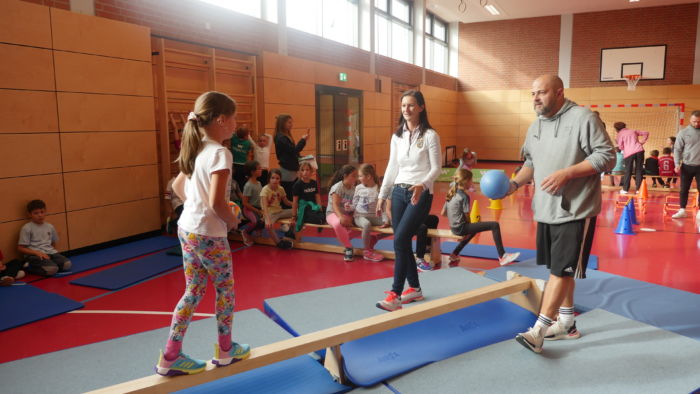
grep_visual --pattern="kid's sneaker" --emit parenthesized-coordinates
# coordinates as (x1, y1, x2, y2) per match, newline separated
(544, 320, 581, 341)
(240, 231, 254, 247)
(212, 342, 251, 366)
(448, 254, 461, 266)
(416, 258, 433, 272)
(401, 287, 424, 304)
(276, 240, 293, 249)
(376, 291, 401, 311)
(515, 327, 544, 354)
(363, 250, 384, 262)
(498, 252, 520, 266)
(344, 247, 354, 262)
(155, 351, 207, 376)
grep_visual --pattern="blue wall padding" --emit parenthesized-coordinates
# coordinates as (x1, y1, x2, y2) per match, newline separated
(485, 258, 700, 341)
(0, 284, 83, 331)
(70, 251, 182, 290)
(341, 299, 535, 386)
(63, 236, 179, 275)
(176, 355, 350, 394)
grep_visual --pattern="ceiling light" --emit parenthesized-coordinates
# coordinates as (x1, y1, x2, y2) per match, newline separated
(484, 4, 500, 15)
(629, 0, 640, 2)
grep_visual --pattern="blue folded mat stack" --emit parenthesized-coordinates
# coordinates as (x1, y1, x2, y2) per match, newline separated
(0, 284, 83, 331)
(485, 258, 700, 342)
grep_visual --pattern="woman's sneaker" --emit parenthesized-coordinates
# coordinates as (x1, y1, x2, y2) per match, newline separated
(515, 327, 544, 354)
(363, 250, 384, 262)
(212, 342, 251, 366)
(544, 320, 581, 341)
(155, 351, 206, 376)
(376, 291, 401, 311)
(498, 252, 520, 266)
(344, 247, 354, 261)
(401, 287, 424, 304)
(416, 258, 433, 272)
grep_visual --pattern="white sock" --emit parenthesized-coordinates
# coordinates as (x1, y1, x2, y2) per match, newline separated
(558, 306, 575, 328)
(533, 314, 553, 336)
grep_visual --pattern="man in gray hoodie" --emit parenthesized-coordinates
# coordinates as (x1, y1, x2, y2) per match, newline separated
(508, 75, 615, 354)
(671, 110, 700, 219)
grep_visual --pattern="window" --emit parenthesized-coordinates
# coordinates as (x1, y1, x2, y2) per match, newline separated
(200, 0, 277, 23)
(374, 0, 413, 64)
(286, 0, 359, 47)
(425, 12, 448, 74)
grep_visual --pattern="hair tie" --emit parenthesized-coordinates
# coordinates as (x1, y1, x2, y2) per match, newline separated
(187, 112, 197, 121)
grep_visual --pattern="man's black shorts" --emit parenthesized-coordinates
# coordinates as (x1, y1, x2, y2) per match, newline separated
(536, 217, 596, 279)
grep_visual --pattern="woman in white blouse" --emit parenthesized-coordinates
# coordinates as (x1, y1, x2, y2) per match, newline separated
(375, 90, 441, 311)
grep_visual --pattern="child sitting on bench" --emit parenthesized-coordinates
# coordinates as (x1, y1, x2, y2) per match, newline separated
(326, 165, 358, 262)
(352, 164, 387, 262)
(442, 169, 520, 266)
(291, 161, 325, 232)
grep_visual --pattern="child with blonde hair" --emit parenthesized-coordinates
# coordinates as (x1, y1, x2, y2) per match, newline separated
(352, 164, 386, 262)
(326, 165, 358, 262)
(261, 169, 295, 249)
(156, 91, 249, 376)
(442, 169, 520, 266)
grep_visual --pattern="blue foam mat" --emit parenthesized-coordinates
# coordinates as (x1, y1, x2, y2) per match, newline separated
(341, 298, 535, 387)
(485, 258, 700, 342)
(0, 284, 83, 331)
(58, 235, 180, 276)
(300, 236, 597, 269)
(70, 251, 182, 290)
(177, 355, 349, 394)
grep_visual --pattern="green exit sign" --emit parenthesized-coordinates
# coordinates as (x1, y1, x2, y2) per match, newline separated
(338, 72, 347, 82)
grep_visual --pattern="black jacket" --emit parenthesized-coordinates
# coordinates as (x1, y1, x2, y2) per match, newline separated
(274, 133, 306, 171)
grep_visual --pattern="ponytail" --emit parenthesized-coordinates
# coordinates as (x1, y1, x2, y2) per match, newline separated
(446, 168, 473, 201)
(176, 91, 236, 176)
(328, 164, 356, 190)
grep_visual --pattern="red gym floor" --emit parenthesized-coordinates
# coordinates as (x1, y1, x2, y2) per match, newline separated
(2, 162, 698, 364)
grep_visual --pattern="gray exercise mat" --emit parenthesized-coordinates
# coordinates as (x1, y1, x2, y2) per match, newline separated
(386, 309, 700, 394)
(264, 268, 498, 335)
(349, 383, 395, 393)
(0, 309, 289, 394)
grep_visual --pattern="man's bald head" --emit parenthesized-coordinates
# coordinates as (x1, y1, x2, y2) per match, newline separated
(532, 74, 565, 118)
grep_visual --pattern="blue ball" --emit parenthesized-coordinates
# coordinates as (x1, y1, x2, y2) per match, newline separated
(480, 170, 510, 200)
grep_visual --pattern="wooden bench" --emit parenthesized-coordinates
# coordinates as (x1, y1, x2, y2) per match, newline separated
(89, 273, 544, 393)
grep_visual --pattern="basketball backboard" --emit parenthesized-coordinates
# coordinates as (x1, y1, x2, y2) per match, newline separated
(600, 45, 666, 82)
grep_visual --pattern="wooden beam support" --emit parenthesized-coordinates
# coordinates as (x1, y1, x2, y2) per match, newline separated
(90, 276, 536, 394)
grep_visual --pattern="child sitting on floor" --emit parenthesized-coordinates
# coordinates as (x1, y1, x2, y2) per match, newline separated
(291, 161, 325, 232)
(261, 169, 294, 249)
(18, 200, 72, 277)
(0, 248, 25, 286)
(326, 165, 358, 262)
(442, 169, 520, 266)
(352, 164, 387, 262)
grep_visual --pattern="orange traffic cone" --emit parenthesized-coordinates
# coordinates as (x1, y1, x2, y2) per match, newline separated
(469, 200, 481, 223)
(639, 179, 648, 200)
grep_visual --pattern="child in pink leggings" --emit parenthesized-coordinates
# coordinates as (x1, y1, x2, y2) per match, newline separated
(326, 165, 358, 261)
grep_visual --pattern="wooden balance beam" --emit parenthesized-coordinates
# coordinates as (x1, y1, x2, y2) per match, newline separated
(90, 273, 544, 394)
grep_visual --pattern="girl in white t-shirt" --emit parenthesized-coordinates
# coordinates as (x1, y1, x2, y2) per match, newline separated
(352, 164, 386, 262)
(156, 91, 250, 377)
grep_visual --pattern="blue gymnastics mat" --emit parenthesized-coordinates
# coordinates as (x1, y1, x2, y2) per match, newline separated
(0, 284, 83, 331)
(484, 258, 700, 342)
(70, 251, 182, 290)
(59, 235, 180, 276)
(264, 268, 536, 387)
(0, 308, 349, 393)
(300, 236, 597, 269)
(385, 309, 700, 394)
(341, 298, 535, 386)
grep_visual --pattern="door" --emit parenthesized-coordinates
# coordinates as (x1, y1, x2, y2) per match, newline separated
(316, 85, 363, 194)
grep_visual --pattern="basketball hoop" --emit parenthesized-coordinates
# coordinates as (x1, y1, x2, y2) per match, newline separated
(624, 74, 641, 91)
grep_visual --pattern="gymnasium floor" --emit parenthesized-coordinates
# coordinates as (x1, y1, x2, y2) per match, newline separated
(2, 162, 699, 367)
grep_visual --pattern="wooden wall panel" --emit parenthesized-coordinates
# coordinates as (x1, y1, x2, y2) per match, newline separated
(54, 52, 153, 96)
(0, 134, 62, 177)
(50, 7, 151, 61)
(0, 44, 55, 91)
(0, 174, 65, 223)
(0, 213, 69, 261)
(66, 198, 160, 249)
(57, 93, 155, 132)
(0, 90, 58, 133)
(0, 0, 52, 48)
(63, 165, 159, 211)
(60, 131, 157, 172)
(263, 79, 315, 105)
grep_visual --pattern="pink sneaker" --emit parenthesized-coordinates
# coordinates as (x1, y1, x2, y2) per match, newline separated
(363, 250, 384, 262)
(498, 252, 520, 266)
(376, 291, 402, 311)
(401, 287, 424, 304)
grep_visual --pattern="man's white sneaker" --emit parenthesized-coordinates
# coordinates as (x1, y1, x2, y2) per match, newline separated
(619, 190, 628, 195)
(544, 320, 581, 341)
(515, 327, 544, 354)
(672, 209, 688, 219)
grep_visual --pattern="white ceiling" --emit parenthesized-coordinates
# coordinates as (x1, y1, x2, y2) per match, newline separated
(427, 0, 698, 24)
